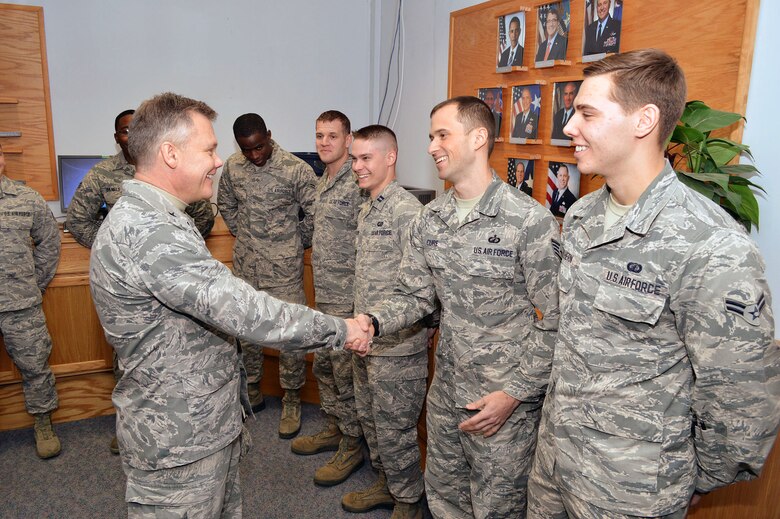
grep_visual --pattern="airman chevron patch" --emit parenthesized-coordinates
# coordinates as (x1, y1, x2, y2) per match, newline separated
(725, 293, 766, 326)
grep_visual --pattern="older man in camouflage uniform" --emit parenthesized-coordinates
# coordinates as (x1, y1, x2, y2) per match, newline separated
(218, 113, 317, 438)
(527, 49, 779, 519)
(0, 142, 62, 460)
(291, 111, 368, 486)
(340, 125, 429, 519)
(66, 108, 214, 248)
(364, 97, 561, 518)
(67, 108, 215, 455)
(89, 92, 370, 518)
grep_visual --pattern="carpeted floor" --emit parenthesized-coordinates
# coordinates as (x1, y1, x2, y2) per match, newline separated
(0, 398, 397, 519)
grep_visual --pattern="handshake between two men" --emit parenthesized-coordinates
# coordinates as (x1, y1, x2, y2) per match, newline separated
(343, 314, 376, 357)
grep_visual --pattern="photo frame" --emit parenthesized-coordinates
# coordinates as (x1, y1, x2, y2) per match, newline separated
(535, 1, 571, 68)
(478, 87, 504, 140)
(509, 84, 542, 143)
(496, 10, 527, 72)
(508, 158, 535, 196)
(550, 80, 582, 145)
(582, 0, 623, 61)
(545, 161, 581, 217)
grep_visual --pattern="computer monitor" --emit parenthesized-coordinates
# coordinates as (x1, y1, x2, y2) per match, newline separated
(291, 152, 326, 177)
(58, 155, 106, 213)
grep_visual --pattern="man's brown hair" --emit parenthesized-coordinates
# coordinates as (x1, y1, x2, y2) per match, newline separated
(316, 110, 351, 134)
(583, 48, 686, 146)
(430, 96, 495, 156)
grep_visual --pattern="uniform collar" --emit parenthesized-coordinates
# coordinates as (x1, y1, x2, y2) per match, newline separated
(0, 174, 22, 198)
(321, 158, 354, 188)
(431, 170, 504, 228)
(570, 161, 678, 246)
(370, 180, 402, 211)
(123, 179, 186, 215)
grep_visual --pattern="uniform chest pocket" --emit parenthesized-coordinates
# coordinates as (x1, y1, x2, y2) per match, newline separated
(594, 282, 665, 325)
(0, 213, 33, 232)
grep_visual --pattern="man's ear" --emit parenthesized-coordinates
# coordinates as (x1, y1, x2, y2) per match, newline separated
(386, 148, 397, 167)
(635, 103, 660, 140)
(160, 141, 178, 169)
(472, 126, 488, 152)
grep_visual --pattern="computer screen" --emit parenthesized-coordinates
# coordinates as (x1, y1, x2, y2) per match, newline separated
(291, 152, 325, 177)
(58, 155, 106, 213)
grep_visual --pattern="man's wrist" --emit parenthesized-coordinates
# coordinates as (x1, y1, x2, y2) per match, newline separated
(365, 313, 380, 337)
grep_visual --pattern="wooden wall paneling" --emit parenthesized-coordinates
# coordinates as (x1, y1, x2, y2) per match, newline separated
(448, 2, 776, 518)
(0, 4, 57, 199)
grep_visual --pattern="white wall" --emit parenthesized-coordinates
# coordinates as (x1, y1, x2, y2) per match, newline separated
(744, 1, 779, 327)
(4, 0, 375, 214)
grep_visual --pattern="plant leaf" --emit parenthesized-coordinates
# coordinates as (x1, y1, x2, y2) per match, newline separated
(677, 170, 731, 191)
(676, 171, 718, 201)
(707, 140, 741, 167)
(682, 104, 743, 133)
(729, 183, 760, 229)
(671, 125, 705, 145)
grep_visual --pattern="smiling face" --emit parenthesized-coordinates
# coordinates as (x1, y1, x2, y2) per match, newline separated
(558, 166, 569, 189)
(237, 131, 273, 167)
(315, 119, 351, 166)
(351, 137, 395, 199)
(521, 88, 532, 112)
(172, 112, 223, 203)
(428, 103, 477, 186)
(597, 0, 610, 21)
(545, 12, 559, 38)
(563, 83, 577, 110)
(564, 74, 638, 179)
(114, 113, 133, 157)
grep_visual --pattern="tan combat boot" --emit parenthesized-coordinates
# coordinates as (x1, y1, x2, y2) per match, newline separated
(341, 471, 394, 512)
(33, 413, 61, 459)
(315, 434, 365, 486)
(248, 382, 265, 413)
(291, 414, 342, 455)
(109, 435, 120, 455)
(278, 389, 301, 439)
(390, 499, 424, 519)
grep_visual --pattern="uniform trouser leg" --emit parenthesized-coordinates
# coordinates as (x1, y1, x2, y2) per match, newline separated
(271, 288, 307, 391)
(368, 352, 427, 503)
(424, 351, 473, 519)
(242, 341, 264, 387)
(313, 303, 360, 436)
(353, 355, 381, 471)
(0, 305, 58, 415)
(126, 435, 243, 519)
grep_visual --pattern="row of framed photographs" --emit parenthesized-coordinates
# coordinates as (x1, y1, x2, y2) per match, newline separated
(497, 0, 622, 71)
(478, 81, 581, 145)
(508, 158, 580, 218)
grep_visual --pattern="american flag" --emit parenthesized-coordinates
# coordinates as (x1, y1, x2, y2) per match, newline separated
(498, 16, 507, 62)
(507, 158, 518, 186)
(512, 86, 524, 118)
(546, 161, 563, 207)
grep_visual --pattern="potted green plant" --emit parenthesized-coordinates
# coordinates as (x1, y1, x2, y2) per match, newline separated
(666, 100, 764, 231)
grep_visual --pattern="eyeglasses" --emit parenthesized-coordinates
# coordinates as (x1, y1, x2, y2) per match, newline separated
(116, 128, 130, 135)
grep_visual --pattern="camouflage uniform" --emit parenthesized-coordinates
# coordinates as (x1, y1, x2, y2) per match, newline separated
(218, 141, 317, 392)
(0, 175, 60, 416)
(528, 163, 778, 518)
(354, 181, 428, 503)
(90, 180, 347, 512)
(66, 152, 215, 248)
(371, 173, 560, 518)
(311, 158, 367, 437)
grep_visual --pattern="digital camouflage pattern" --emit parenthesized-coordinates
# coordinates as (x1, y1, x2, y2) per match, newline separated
(0, 175, 60, 415)
(311, 158, 367, 305)
(218, 141, 317, 390)
(310, 158, 366, 435)
(353, 181, 428, 502)
(66, 152, 215, 248)
(531, 163, 779, 517)
(371, 173, 560, 518)
(90, 180, 347, 471)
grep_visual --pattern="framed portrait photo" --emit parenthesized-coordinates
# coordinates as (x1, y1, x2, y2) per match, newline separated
(478, 87, 504, 140)
(550, 80, 582, 145)
(508, 158, 535, 197)
(509, 84, 542, 144)
(535, 1, 571, 68)
(545, 161, 581, 218)
(582, 0, 623, 61)
(496, 10, 527, 72)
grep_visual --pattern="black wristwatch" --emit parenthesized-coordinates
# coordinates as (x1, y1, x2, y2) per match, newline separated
(366, 313, 380, 337)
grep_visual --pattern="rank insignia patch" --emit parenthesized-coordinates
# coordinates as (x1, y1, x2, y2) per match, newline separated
(725, 292, 766, 326)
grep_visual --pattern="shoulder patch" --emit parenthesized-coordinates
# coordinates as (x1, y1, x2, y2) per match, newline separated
(725, 293, 766, 326)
